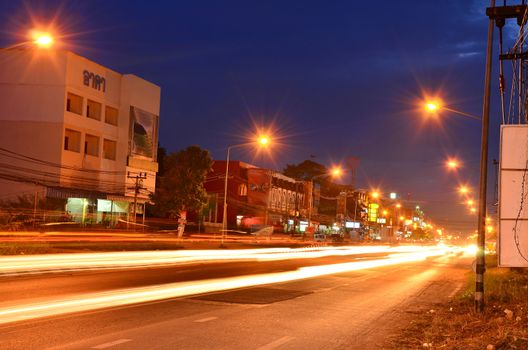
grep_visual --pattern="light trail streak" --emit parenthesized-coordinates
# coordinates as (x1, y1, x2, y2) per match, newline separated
(0, 246, 452, 325)
(0, 245, 455, 275)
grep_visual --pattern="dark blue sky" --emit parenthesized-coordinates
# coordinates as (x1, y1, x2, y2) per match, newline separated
(1, 1, 508, 233)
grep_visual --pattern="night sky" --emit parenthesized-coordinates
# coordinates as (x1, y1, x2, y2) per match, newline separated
(0, 1, 509, 234)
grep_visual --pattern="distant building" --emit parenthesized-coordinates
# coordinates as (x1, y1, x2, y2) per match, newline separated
(204, 161, 313, 233)
(0, 49, 160, 225)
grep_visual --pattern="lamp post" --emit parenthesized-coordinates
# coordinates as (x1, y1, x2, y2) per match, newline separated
(421, 12, 493, 310)
(307, 166, 343, 229)
(425, 102, 481, 121)
(222, 136, 269, 245)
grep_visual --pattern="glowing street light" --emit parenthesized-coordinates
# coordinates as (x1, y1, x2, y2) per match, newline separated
(395, 203, 401, 209)
(425, 101, 440, 112)
(258, 135, 269, 146)
(371, 191, 380, 199)
(34, 34, 53, 47)
(446, 158, 460, 171)
(467, 199, 475, 206)
(423, 98, 481, 121)
(330, 166, 343, 177)
(458, 186, 470, 195)
(222, 134, 271, 244)
(31, 30, 54, 48)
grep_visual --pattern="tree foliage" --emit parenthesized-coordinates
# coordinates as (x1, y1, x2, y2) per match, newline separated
(283, 159, 347, 216)
(283, 160, 327, 181)
(150, 146, 213, 218)
(283, 159, 343, 196)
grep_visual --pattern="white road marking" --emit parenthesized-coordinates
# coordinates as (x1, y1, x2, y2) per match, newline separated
(91, 339, 132, 349)
(194, 316, 218, 323)
(256, 336, 295, 350)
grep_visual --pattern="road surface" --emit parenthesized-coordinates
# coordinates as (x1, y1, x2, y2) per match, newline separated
(0, 248, 471, 349)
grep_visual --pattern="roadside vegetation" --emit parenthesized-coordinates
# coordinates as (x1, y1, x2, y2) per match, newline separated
(386, 255, 528, 349)
(0, 242, 186, 255)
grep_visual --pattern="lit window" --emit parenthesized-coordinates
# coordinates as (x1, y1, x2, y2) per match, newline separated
(84, 134, 99, 157)
(87, 100, 102, 121)
(238, 184, 247, 196)
(105, 106, 118, 126)
(103, 139, 117, 160)
(66, 93, 83, 115)
(64, 129, 81, 152)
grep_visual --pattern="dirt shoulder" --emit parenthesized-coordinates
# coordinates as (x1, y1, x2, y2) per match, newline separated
(383, 255, 528, 349)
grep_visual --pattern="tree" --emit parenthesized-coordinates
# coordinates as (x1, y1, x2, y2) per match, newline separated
(283, 159, 344, 216)
(150, 146, 213, 235)
(283, 159, 327, 181)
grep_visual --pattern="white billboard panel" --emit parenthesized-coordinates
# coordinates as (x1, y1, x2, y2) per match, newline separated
(499, 125, 528, 267)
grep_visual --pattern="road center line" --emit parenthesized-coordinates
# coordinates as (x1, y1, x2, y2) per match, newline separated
(256, 336, 295, 350)
(91, 338, 132, 349)
(194, 316, 218, 323)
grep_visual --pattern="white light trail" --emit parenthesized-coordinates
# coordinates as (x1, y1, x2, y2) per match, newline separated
(0, 245, 453, 275)
(0, 246, 452, 325)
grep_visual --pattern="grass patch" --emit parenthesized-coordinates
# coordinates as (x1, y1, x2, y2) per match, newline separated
(385, 254, 528, 349)
(0, 242, 53, 255)
(51, 242, 185, 252)
(0, 242, 186, 255)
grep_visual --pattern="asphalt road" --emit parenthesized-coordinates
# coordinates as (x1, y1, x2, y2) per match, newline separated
(0, 252, 471, 349)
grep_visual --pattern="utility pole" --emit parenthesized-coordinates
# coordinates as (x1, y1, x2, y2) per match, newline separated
(480, 0, 528, 313)
(476, 0, 495, 313)
(128, 171, 147, 230)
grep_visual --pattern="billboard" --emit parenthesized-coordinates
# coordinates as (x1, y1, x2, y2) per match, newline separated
(130, 106, 158, 159)
(499, 125, 528, 267)
(368, 203, 379, 222)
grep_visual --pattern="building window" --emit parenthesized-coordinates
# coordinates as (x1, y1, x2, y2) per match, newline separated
(84, 134, 99, 157)
(66, 92, 83, 115)
(238, 183, 247, 196)
(105, 106, 118, 126)
(87, 99, 102, 121)
(64, 129, 81, 152)
(103, 139, 117, 160)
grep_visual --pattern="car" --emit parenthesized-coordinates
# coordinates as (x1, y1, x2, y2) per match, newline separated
(314, 233, 326, 242)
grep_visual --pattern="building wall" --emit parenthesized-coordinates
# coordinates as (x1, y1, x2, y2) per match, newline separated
(0, 49, 160, 205)
(205, 160, 309, 229)
(0, 49, 67, 198)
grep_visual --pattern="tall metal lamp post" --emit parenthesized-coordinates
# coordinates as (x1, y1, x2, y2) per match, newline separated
(222, 136, 270, 245)
(307, 166, 343, 229)
(423, 33, 492, 311)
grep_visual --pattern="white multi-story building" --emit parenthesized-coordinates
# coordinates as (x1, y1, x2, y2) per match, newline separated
(0, 48, 160, 225)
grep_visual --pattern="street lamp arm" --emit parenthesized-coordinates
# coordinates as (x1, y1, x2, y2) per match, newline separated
(226, 142, 253, 153)
(443, 107, 481, 121)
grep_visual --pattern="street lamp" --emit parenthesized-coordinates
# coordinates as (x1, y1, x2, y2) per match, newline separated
(7, 29, 56, 50)
(222, 135, 270, 244)
(446, 158, 460, 171)
(307, 166, 343, 229)
(423, 99, 481, 121)
(420, 27, 494, 311)
(458, 185, 470, 195)
(33, 32, 53, 47)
